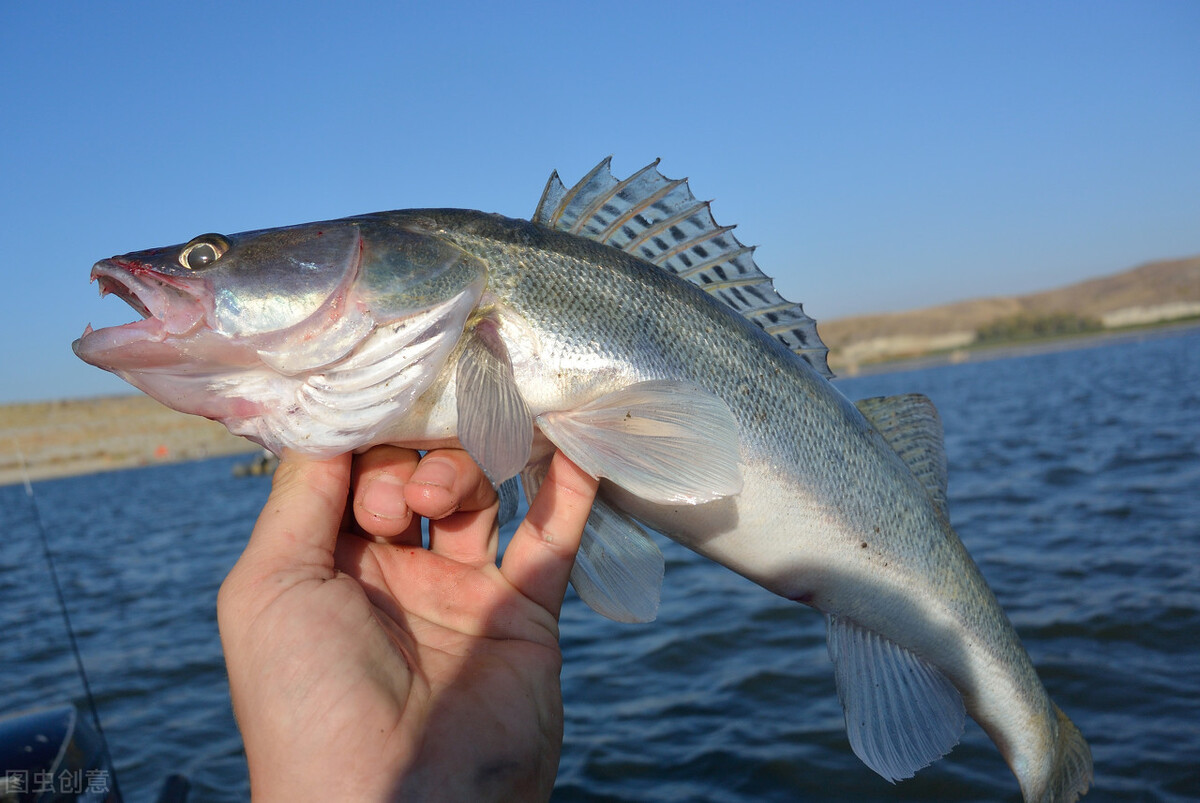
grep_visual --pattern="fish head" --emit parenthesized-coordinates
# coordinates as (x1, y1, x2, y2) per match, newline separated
(73, 214, 486, 454)
(74, 222, 360, 370)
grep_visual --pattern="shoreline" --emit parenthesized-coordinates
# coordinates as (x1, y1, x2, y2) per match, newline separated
(0, 395, 258, 487)
(6, 321, 1198, 486)
(832, 319, 1200, 378)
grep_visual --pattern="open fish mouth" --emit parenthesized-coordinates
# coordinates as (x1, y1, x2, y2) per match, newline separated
(96, 270, 153, 319)
(72, 259, 212, 369)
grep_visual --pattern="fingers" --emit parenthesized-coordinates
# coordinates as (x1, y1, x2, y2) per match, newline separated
(406, 450, 498, 520)
(413, 450, 502, 566)
(352, 446, 421, 542)
(351, 446, 598, 600)
(236, 450, 353, 580)
(500, 452, 599, 616)
(352, 447, 498, 564)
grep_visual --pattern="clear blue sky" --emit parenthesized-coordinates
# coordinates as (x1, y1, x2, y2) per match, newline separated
(3, 1, 1198, 402)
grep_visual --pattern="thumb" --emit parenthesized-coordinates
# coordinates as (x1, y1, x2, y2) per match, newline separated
(235, 450, 352, 585)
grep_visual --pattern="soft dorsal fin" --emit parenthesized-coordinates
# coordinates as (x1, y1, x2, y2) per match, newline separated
(855, 394, 949, 516)
(534, 157, 832, 379)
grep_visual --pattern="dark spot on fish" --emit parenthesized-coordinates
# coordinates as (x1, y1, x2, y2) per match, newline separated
(873, 526, 881, 534)
(860, 542, 868, 549)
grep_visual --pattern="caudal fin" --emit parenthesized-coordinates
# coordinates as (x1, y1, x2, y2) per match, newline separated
(1024, 705, 1092, 803)
(1050, 705, 1093, 802)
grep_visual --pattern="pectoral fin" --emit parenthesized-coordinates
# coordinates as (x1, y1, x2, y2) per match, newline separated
(826, 614, 965, 783)
(536, 380, 742, 505)
(455, 319, 532, 485)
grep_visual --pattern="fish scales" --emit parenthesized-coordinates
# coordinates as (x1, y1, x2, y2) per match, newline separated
(434, 209, 1056, 779)
(72, 161, 1091, 802)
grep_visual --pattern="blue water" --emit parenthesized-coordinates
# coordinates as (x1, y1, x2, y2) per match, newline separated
(2, 329, 1198, 802)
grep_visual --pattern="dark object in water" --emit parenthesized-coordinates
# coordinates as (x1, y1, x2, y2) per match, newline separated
(0, 703, 188, 802)
(232, 451, 279, 477)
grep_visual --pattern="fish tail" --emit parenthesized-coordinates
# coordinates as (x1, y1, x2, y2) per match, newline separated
(1033, 704, 1092, 802)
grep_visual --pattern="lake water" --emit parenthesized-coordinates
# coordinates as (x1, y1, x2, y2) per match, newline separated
(2, 328, 1198, 802)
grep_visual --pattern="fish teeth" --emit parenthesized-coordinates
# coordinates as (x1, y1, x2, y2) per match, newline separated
(96, 274, 151, 318)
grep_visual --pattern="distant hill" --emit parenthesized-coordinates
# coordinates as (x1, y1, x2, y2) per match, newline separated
(5, 253, 1198, 483)
(820, 254, 1200, 372)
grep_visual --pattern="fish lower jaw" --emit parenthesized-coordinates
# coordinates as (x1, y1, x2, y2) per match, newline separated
(73, 316, 169, 368)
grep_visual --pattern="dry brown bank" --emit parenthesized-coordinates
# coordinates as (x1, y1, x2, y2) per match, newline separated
(822, 254, 1200, 371)
(1, 395, 258, 486)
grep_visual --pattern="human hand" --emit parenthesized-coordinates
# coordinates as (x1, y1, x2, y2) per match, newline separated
(217, 446, 599, 802)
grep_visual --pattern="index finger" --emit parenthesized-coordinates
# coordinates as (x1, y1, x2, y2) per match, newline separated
(499, 452, 599, 616)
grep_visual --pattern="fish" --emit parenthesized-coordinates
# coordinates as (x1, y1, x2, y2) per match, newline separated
(73, 158, 1092, 801)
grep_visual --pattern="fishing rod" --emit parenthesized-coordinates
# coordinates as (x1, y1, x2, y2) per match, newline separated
(15, 446, 125, 802)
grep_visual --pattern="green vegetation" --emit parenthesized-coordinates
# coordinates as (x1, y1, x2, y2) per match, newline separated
(974, 312, 1103, 344)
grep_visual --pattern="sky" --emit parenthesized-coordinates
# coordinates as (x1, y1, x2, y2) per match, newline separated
(2, 1, 1198, 402)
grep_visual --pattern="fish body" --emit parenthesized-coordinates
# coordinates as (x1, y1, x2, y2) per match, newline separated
(73, 160, 1091, 801)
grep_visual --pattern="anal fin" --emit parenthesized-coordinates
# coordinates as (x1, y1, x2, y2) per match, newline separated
(826, 614, 965, 783)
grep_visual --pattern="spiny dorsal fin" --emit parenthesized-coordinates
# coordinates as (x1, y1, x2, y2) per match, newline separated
(855, 394, 949, 516)
(534, 157, 832, 379)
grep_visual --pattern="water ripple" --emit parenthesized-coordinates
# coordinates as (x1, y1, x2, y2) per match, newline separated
(2, 330, 1198, 801)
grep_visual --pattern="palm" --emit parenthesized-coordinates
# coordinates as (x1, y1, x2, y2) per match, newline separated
(342, 538, 565, 797)
(219, 447, 597, 802)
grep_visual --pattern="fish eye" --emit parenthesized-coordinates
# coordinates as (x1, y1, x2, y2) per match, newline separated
(179, 234, 230, 270)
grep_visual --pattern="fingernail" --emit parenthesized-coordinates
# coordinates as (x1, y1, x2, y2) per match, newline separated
(360, 474, 409, 520)
(411, 457, 457, 490)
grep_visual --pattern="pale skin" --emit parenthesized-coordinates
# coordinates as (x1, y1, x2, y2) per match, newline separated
(217, 446, 600, 802)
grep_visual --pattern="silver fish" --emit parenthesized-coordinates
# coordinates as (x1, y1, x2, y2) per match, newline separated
(73, 158, 1092, 801)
